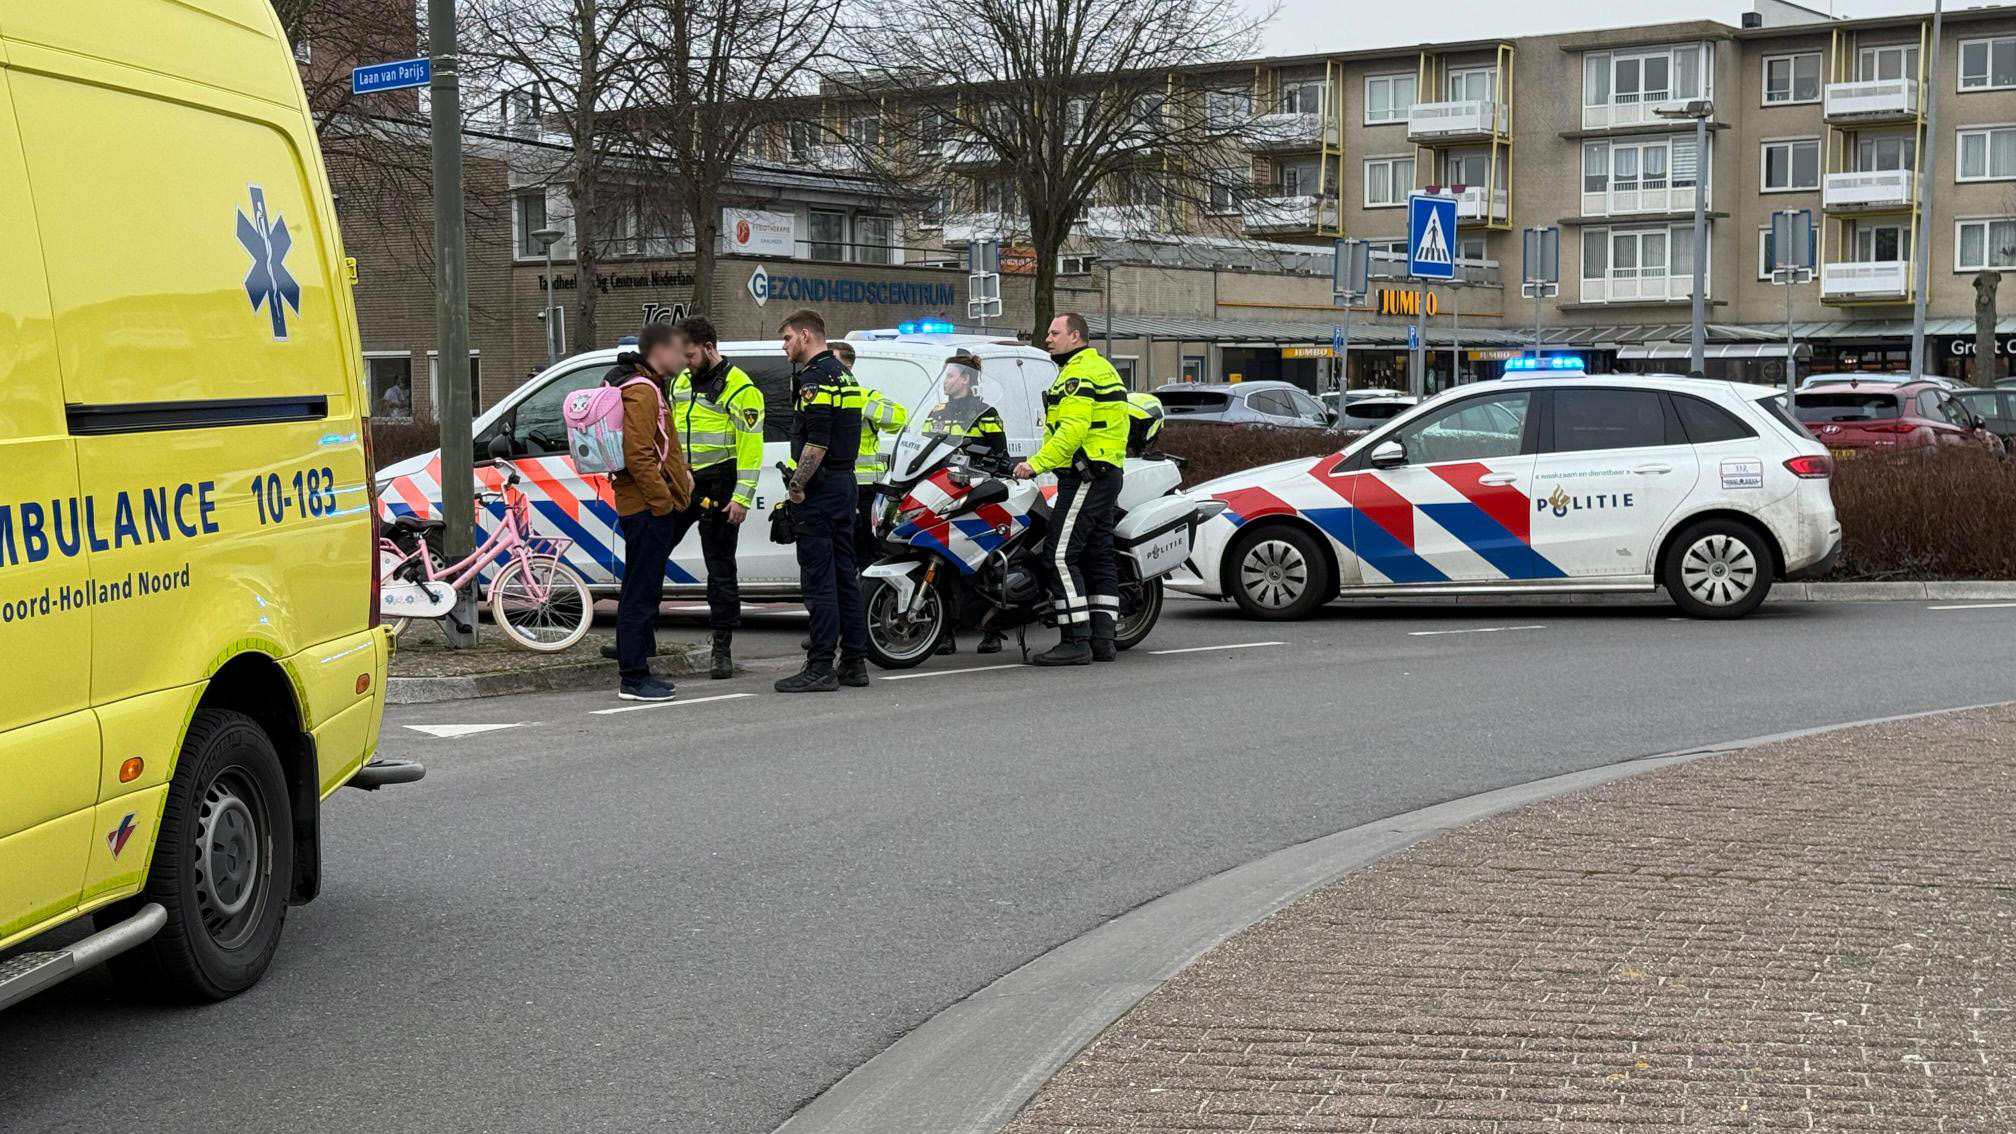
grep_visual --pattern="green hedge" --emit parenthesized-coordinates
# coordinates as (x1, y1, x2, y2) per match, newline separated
(1157, 423, 2016, 582)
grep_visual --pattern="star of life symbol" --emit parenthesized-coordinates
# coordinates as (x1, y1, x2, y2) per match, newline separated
(1414, 208, 1452, 267)
(237, 185, 302, 340)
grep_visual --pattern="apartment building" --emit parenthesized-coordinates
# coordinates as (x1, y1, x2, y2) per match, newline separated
(908, 4, 2016, 389)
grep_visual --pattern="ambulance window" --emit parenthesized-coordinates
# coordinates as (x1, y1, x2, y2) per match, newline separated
(736, 356, 797, 442)
(509, 364, 605, 455)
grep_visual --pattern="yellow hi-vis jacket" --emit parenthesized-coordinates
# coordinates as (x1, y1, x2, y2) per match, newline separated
(1030, 347, 1128, 473)
(671, 361, 765, 508)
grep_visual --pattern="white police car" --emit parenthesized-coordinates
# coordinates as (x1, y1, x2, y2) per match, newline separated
(376, 328, 1057, 597)
(1170, 366, 1841, 619)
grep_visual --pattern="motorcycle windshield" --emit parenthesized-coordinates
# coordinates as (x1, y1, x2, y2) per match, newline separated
(887, 375, 996, 483)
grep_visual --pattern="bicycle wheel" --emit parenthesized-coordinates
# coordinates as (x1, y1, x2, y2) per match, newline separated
(488, 555, 593, 652)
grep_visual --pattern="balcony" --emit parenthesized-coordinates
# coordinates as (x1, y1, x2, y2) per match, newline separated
(1581, 97, 1696, 131)
(1240, 194, 1338, 235)
(1247, 111, 1324, 151)
(1822, 168, 1915, 213)
(1578, 273, 1695, 305)
(1822, 79, 1919, 123)
(1081, 204, 1161, 238)
(1821, 259, 1911, 302)
(942, 212, 1016, 243)
(1444, 184, 1509, 224)
(1407, 99, 1507, 142)
(1580, 183, 1701, 217)
(940, 136, 1000, 169)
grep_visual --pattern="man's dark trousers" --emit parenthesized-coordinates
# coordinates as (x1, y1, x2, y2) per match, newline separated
(796, 472, 868, 665)
(616, 508, 678, 682)
(1042, 468, 1123, 639)
(668, 465, 742, 631)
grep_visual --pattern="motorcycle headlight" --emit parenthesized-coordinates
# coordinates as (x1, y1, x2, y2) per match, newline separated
(893, 503, 929, 528)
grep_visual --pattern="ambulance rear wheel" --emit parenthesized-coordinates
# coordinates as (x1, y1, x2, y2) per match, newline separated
(105, 709, 293, 1002)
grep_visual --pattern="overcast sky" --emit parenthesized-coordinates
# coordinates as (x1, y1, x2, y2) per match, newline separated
(1249, 0, 1945, 58)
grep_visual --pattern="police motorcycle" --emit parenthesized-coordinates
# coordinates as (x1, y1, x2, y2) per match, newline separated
(860, 389, 1227, 668)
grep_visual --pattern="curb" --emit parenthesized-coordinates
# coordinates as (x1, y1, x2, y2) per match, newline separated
(386, 645, 707, 704)
(770, 700, 2016, 1134)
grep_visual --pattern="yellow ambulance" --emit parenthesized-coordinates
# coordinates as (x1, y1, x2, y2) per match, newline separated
(0, 0, 420, 1008)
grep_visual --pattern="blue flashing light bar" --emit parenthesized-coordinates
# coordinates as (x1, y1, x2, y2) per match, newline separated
(897, 320, 958, 335)
(1504, 354, 1586, 371)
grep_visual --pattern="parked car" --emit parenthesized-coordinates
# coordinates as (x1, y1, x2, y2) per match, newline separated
(1155, 381, 1332, 429)
(1798, 371, 1960, 390)
(1951, 388, 2016, 450)
(1318, 388, 1406, 420)
(1792, 381, 2005, 459)
(1170, 375, 1841, 621)
(377, 332, 1058, 598)
(1333, 395, 1420, 433)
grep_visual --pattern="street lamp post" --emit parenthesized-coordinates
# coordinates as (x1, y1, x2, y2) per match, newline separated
(534, 227, 565, 369)
(1655, 98, 1714, 375)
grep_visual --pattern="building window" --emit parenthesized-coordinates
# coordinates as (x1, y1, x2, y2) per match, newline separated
(848, 114, 880, 149)
(808, 209, 846, 260)
(1278, 81, 1323, 115)
(856, 214, 894, 265)
(789, 121, 816, 162)
(1955, 219, 2016, 270)
(1363, 73, 1416, 124)
(1959, 36, 2016, 91)
(919, 107, 952, 148)
(1857, 43, 1919, 82)
(1445, 67, 1496, 103)
(1579, 223, 1704, 303)
(1763, 52, 1820, 104)
(366, 355, 413, 421)
(1761, 138, 1820, 191)
(515, 192, 552, 259)
(1207, 89, 1248, 129)
(920, 188, 948, 229)
(1456, 236, 1487, 261)
(1958, 126, 2016, 181)
(1582, 136, 1701, 213)
(1855, 133, 1916, 171)
(502, 87, 540, 129)
(1207, 168, 1244, 215)
(1066, 97, 1091, 140)
(1582, 43, 1711, 128)
(428, 353, 482, 415)
(1059, 254, 1095, 275)
(1278, 160, 1320, 198)
(1363, 155, 1413, 207)
(1852, 221, 1911, 263)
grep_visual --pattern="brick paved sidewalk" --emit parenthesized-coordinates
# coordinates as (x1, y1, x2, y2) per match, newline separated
(1004, 705, 2016, 1134)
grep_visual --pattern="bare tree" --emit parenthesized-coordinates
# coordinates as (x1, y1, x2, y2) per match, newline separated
(462, 0, 653, 351)
(627, 0, 839, 315)
(833, 0, 1270, 332)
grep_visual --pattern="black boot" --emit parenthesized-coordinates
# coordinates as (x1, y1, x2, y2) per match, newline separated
(936, 635, 957, 655)
(1090, 612, 1117, 663)
(774, 663, 839, 693)
(977, 630, 1004, 655)
(837, 658, 870, 687)
(1032, 628, 1092, 667)
(709, 630, 734, 680)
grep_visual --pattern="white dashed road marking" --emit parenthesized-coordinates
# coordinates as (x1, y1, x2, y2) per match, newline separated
(1408, 624, 1546, 637)
(1147, 641, 1286, 655)
(404, 723, 531, 738)
(1928, 602, 2016, 611)
(879, 664, 1028, 681)
(591, 692, 759, 715)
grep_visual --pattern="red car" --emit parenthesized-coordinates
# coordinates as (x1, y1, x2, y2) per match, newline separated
(1792, 380, 2006, 460)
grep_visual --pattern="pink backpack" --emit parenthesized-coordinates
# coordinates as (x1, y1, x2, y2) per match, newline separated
(563, 377, 669, 476)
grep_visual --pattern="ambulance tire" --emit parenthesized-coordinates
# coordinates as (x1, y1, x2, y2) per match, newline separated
(1227, 523, 1333, 621)
(105, 709, 293, 1002)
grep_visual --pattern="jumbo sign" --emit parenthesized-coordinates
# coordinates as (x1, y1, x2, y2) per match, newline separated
(1376, 288, 1440, 318)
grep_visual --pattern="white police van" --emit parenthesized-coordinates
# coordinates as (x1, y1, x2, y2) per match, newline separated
(376, 327, 1056, 597)
(1171, 364, 1841, 620)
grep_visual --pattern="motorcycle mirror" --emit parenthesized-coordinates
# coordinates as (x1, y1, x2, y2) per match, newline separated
(963, 479, 1010, 508)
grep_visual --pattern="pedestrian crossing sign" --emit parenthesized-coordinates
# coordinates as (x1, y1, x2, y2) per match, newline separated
(1407, 195, 1457, 281)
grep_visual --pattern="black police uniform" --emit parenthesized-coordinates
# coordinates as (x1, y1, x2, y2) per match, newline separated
(786, 350, 869, 678)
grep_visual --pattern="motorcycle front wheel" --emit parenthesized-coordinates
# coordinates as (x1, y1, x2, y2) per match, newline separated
(1114, 575, 1164, 651)
(863, 574, 948, 669)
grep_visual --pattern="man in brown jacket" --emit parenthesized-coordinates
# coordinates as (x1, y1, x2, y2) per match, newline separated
(607, 322, 692, 701)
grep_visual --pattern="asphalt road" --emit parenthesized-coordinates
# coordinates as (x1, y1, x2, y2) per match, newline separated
(5, 597, 2013, 1134)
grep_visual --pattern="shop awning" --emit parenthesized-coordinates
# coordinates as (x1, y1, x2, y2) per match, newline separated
(1617, 342, 1812, 359)
(1087, 314, 1532, 347)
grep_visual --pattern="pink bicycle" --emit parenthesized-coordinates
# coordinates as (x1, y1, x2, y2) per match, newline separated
(377, 459, 594, 652)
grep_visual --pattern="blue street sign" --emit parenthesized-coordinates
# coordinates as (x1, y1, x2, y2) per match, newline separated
(352, 57, 432, 96)
(1331, 324, 1344, 355)
(1407, 194, 1458, 281)
(1407, 324, 1420, 351)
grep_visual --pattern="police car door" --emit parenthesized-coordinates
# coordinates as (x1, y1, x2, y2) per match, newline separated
(1352, 390, 1542, 585)
(1528, 387, 1700, 578)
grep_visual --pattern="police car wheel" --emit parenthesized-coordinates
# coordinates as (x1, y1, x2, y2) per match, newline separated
(105, 709, 292, 1002)
(1664, 519, 1774, 620)
(1228, 525, 1332, 621)
(863, 575, 947, 669)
